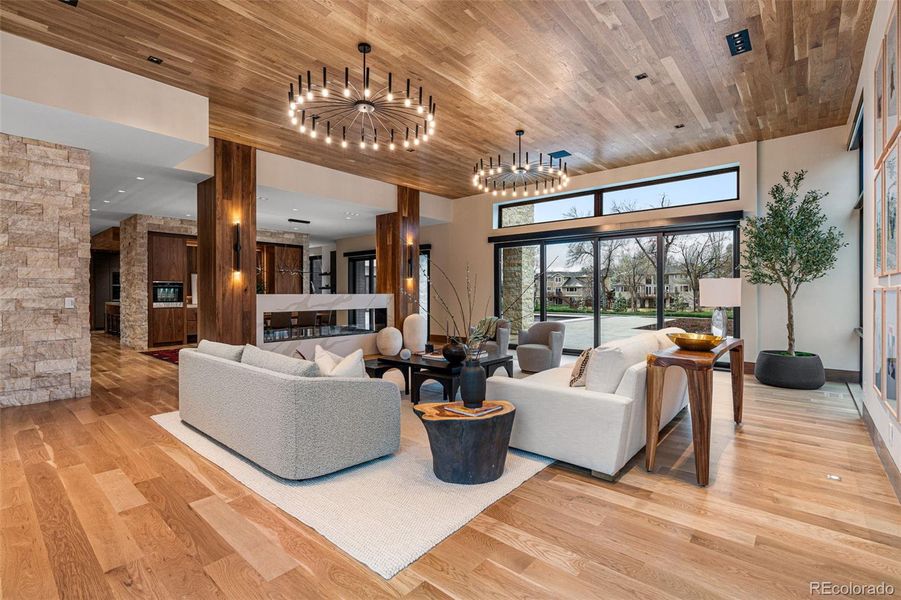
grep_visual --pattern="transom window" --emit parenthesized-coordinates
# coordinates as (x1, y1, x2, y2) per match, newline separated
(496, 166, 739, 228)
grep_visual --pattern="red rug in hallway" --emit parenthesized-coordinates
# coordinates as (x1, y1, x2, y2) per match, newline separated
(141, 349, 181, 365)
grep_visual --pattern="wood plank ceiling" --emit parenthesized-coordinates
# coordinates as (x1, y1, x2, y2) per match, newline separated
(0, 0, 875, 198)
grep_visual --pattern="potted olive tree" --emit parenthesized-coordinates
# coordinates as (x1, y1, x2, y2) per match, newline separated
(741, 170, 845, 389)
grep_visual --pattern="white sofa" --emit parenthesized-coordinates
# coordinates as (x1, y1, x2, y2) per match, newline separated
(178, 347, 401, 480)
(485, 328, 688, 479)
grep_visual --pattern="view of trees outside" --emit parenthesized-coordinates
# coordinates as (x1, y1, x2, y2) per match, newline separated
(537, 229, 734, 349)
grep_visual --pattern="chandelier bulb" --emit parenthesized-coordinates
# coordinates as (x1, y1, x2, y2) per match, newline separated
(310, 130, 317, 138)
(373, 143, 379, 150)
(306, 91, 314, 100)
(297, 96, 304, 105)
(289, 102, 296, 111)
(322, 88, 329, 97)
(359, 140, 366, 149)
(404, 98, 411, 107)
(417, 105, 424, 114)
(364, 88, 371, 98)
(389, 142, 396, 150)
(427, 113, 433, 122)
(291, 117, 298, 125)
(422, 134, 429, 142)
(403, 140, 410, 148)
(300, 125, 306, 133)
(343, 87, 351, 97)
(341, 140, 348, 148)
(326, 136, 332, 144)
(479, 169, 484, 176)
(414, 138, 420, 146)
(492, 190, 498, 196)
(387, 93, 394, 101)
(288, 109, 295, 118)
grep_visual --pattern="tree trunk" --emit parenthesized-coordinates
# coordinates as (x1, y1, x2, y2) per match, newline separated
(786, 288, 795, 356)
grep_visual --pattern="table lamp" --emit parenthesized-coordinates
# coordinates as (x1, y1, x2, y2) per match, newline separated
(699, 278, 741, 337)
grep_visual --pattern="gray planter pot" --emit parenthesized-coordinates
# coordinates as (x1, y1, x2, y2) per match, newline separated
(754, 350, 825, 390)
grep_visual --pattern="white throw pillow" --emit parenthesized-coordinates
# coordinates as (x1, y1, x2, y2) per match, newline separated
(585, 334, 658, 394)
(241, 344, 319, 377)
(314, 345, 367, 378)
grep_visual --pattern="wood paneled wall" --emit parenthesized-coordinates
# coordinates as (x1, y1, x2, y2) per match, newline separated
(376, 186, 420, 326)
(197, 139, 257, 345)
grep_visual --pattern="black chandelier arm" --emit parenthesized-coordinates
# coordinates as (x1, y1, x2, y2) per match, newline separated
(374, 106, 432, 129)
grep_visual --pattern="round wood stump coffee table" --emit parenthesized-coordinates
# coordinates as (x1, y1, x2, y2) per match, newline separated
(413, 401, 515, 484)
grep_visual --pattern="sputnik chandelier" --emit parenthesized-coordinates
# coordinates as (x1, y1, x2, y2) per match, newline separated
(286, 42, 436, 151)
(472, 130, 569, 197)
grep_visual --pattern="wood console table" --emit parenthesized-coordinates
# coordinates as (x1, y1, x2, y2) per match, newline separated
(645, 337, 744, 486)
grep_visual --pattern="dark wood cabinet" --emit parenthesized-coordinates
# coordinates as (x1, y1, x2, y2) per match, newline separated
(148, 232, 188, 347)
(186, 306, 198, 338)
(149, 233, 186, 282)
(150, 307, 184, 347)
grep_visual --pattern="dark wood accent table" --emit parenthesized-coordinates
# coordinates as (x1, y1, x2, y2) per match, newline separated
(414, 401, 516, 484)
(646, 337, 744, 486)
(376, 352, 514, 404)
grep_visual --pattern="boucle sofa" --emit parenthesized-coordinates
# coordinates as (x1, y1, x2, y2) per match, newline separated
(178, 347, 401, 479)
(486, 327, 689, 479)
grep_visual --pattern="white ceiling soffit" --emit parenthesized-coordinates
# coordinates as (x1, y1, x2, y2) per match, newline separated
(0, 32, 208, 167)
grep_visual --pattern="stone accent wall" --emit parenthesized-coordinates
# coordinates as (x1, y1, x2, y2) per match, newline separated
(498, 204, 536, 338)
(119, 214, 309, 350)
(0, 134, 91, 406)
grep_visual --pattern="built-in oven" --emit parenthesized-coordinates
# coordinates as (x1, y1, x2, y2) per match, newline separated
(152, 281, 184, 308)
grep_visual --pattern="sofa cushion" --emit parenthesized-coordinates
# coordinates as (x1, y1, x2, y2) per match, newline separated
(314, 345, 367, 378)
(241, 344, 320, 377)
(197, 339, 245, 362)
(585, 333, 658, 394)
(569, 348, 591, 387)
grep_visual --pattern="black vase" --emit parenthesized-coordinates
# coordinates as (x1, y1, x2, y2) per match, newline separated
(442, 339, 467, 365)
(460, 359, 486, 408)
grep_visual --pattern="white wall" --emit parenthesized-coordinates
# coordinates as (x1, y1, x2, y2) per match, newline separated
(856, 0, 901, 469)
(756, 126, 859, 370)
(0, 32, 208, 166)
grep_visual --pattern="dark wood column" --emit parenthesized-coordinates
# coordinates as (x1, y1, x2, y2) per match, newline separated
(376, 186, 420, 326)
(197, 138, 257, 345)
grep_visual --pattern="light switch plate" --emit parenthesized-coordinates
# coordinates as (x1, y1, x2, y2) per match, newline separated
(64, 297, 75, 309)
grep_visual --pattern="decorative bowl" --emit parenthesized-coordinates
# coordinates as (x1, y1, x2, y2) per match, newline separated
(667, 333, 724, 352)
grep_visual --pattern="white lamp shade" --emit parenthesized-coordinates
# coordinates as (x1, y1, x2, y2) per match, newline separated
(699, 278, 741, 308)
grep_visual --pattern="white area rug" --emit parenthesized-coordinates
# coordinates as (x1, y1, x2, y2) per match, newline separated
(151, 401, 551, 579)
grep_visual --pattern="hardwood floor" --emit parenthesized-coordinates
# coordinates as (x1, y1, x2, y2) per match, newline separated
(2, 332, 899, 599)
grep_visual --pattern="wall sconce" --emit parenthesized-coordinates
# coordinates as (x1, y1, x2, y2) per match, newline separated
(233, 222, 241, 273)
(405, 241, 414, 280)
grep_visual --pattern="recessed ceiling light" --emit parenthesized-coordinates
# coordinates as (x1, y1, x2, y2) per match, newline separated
(293, 227, 298, 230)
(147, 55, 164, 65)
(345, 216, 352, 220)
(136, 176, 145, 180)
(292, 208, 298, 212)
(826, 474, 842, 481)
(674, 123, 685, 129)
(91, 208, 97, 212)
(726, 29, 752, 56)
(103, 200, 111, 203)
(118, 189, 126, 193)
(185, 213, 191, 217)
(634, 72, 648, 81)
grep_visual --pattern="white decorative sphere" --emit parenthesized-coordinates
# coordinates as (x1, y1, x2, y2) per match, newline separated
(376, 327, 403, 356)
(399, 348, 412, 360)
(403, 313, 427, 353)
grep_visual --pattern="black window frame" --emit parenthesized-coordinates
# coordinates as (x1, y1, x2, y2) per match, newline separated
(493, 216, 742, 361)
(496, 166, 740, 229)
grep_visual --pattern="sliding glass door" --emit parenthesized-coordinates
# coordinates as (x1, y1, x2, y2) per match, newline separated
(348, 255, 376, 328)
(495, 225, 739, 354)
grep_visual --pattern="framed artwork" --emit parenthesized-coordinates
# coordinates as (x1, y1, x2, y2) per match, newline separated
(876, 169, 884, 276)
(888, 5, 899, 139)
(877, 40, 885, 160)
(875, 289, 884, 398)
(887, 144, 898, 272)
(886, 289, 898, 417)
